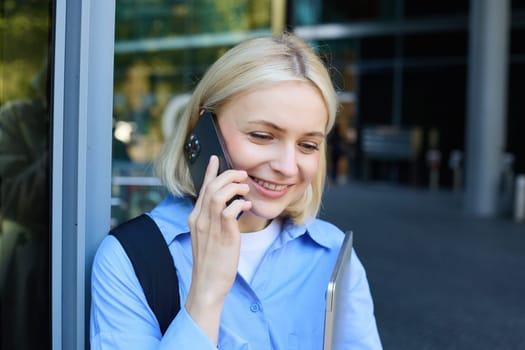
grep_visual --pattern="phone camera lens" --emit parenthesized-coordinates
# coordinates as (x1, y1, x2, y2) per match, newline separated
(184, 134, 200, 164)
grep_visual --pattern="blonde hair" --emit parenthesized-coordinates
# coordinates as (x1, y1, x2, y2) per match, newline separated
(155, 32, 338, 224)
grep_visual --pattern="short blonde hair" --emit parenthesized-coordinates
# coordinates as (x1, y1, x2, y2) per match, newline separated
(155, 32, 338, 224)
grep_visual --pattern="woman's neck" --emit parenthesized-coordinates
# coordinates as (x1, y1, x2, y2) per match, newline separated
(237, 211, 271, 233)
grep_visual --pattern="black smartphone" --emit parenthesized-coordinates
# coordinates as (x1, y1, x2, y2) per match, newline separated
(183, 111, 235, 196)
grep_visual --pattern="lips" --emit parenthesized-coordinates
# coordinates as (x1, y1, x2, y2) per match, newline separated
(251, 176, 290, 192)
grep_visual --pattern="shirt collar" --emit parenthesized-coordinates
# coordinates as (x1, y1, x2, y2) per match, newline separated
(148, 194, 193, 244)
(149, 194, 335, 249)
(281, 217, 334, 249)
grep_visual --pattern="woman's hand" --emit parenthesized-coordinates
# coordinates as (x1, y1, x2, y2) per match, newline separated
(185, 155, 251, 344)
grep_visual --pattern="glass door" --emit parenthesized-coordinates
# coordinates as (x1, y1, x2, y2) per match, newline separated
(0, 1, 53, 349)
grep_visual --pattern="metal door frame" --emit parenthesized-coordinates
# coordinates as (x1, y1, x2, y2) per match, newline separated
(51, 1, 115, 348)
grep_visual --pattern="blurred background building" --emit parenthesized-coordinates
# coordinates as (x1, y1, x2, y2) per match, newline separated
(1, 0, 524, 349)
(109, 0, 525, 223)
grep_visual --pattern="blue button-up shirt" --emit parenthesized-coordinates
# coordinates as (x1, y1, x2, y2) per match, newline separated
(90, 194, 382, 349)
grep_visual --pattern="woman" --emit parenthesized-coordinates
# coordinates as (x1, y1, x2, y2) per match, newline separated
(91, 33, 382, 349)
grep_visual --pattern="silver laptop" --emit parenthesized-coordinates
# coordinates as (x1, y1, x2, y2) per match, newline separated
(323, 231, 353, 350)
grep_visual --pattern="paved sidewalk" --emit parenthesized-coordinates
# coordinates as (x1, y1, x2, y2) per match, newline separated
(320, 182, 525, 350)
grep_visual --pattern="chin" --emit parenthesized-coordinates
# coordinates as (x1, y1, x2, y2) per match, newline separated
(248, 203, 286, 221)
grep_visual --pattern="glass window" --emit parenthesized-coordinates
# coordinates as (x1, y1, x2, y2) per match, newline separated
(404, 0, 469, 18)
(360, 36, 396, 60)
(404, 31, 467, 58)
(112, 0, 272, 224)
(508, 27, 525, 174)
(0, 1, 52, 349)
(295, 1, 469, 26)
(317, 0, 401, 24)
(513, 0, 525, 10)
(510, 28, 525, 55)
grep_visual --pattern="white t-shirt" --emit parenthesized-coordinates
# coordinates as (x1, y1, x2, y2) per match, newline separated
(238, 219, 281, 283)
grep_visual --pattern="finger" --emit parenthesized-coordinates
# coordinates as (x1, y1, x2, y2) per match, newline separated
(192, 155, 220, 215)
(204, 169, 248, 192)
(188, 156, 219, 239)
(206, 182, 248, 232)
(200, 155, 220, 195)
(210, 182, 250, 209)
(207, 183, 250, 231)
(222, 199, 252, 228)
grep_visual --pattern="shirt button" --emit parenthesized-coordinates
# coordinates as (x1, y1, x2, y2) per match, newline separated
(250, 303, 260, 313)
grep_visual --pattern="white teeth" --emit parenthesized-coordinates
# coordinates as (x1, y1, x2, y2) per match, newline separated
(254, 178, 288, 191)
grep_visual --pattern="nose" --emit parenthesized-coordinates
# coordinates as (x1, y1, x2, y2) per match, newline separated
(270, 143, 298, 177)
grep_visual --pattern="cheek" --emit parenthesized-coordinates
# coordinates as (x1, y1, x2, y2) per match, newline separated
(223, 136, 241, 154)
(300, 154, 322, 183)
(223, 135, 255, 167)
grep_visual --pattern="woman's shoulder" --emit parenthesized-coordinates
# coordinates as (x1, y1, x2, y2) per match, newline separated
(310, 217, 344, 232)
(92, 234, 130, 271)
(305, 217, 346, 248)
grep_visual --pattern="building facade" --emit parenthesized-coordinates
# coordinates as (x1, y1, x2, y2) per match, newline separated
(0, 0, 523, 348)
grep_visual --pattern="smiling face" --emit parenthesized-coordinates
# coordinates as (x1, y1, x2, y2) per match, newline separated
(217, 81, 328, 232)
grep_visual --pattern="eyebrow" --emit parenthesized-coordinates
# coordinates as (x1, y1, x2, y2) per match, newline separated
(247, 120, 326, 137)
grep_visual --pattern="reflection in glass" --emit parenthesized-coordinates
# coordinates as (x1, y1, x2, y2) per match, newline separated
(0, 1, 52, 349)
(112, 0, 272, 224)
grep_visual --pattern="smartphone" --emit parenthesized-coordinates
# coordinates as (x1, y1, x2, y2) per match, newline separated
(183, 111, 235, 196)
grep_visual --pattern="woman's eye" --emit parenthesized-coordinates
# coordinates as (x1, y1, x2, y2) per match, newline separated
(299, 142, 320, 153)
(249, 132, 272, 140)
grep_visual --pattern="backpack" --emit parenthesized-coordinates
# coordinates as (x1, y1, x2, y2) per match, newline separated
(109, 214, 180, 335)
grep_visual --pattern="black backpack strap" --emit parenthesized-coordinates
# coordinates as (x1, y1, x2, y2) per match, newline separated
(109, 214, 180, 335)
